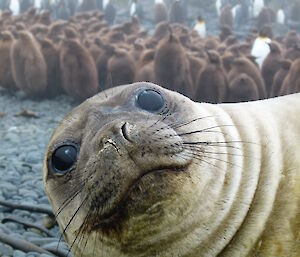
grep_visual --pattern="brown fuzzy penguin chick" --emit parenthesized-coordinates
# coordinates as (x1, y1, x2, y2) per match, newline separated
(135, 49, 156, 83)
(227, 73, 259, 103)
(154, 1, 168, 24)
(271, 60, 291, 97)
(219, 4, 233, 30)
(47, 20, 68, 42)
(194, 50, 228, 103)
(37, 37, 62, 97)
(279, 58, 300, 96)
(11, 30, 47, 97)
(59, 38, 98, 101)
(154, 28, 194, 98)
(106, 49, 136, 89)
(29, 24, 49, 37)
(228, 57, 267, 99)
(153, 22, 170, 43)
(261, 41, 282, 97)
(0, 31, 17, 91)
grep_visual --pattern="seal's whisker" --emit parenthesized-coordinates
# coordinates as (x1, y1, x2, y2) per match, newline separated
(170, 115, 216, 130)
(199, 153, 242, 168)
(56, 183, 86, 218)
(52, 173, 86, 192)
(183, 145, 245, 157)
(77, 211, 93, 257)
(145, 123, 237, 140)
(92, 208, 101, 257)
(179, 152, 227, 172)
(144, 115, 218, 137)
(178, 130, 225, 136)
(66, 205, 92, 257)
(59, 195, 89, 255)
(147, 112, 172, 129)
(92, 230, 97, 257)
(184, 145, 261, 160)
(55, 187, 83, 254)
(181, 150, 239, 169)
(177, 125, 239, 138)
(183, 140, 258, 146)
(182, 141, 245, 151)
(56, 161, 101, 218)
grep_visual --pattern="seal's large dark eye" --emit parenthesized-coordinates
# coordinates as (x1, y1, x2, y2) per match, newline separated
(136, 89, 165, 112)
(51, 144, 78, 174)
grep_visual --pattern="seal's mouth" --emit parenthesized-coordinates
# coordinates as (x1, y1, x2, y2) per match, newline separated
(88, 164, 189, 232)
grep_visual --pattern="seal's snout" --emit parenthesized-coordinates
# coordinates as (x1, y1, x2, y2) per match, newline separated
(97, 121, 132, 152)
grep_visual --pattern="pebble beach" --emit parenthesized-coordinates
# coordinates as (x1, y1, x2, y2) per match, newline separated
(0, 89, 75, 257)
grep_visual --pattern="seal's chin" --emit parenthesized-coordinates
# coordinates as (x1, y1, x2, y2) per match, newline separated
(88, 165, 189, 233)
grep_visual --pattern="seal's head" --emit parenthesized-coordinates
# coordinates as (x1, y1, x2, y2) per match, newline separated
(43, 82, 228, 256)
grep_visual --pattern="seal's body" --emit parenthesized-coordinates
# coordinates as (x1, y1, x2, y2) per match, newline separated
(44, 83, 300, 257)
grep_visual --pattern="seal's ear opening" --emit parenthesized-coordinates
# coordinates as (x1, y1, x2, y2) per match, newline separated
(136, 89, 165, 113)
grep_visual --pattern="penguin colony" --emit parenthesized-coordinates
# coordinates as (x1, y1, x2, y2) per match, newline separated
(0, 0, 299, 103)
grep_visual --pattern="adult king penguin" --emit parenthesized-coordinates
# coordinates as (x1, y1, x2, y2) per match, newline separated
(251, 29, 271, 69)
(193, 16, 206, 38)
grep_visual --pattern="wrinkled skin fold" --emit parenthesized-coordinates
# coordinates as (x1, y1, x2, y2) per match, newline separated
(43, 82, 300, 257)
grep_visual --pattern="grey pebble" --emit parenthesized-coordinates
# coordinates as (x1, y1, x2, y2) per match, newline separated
(0, 88, 74, 257)
(42, 241, 69, 250)
(13, 250, 26, 257)
(0, 242, 13, 256)
(23, 231, 43, 239)
(24, 152, 42, 165)
(4, 222, 20, 231)
(27, 237, 58, 246)
(0, 223, 11, 234)
(26, 253, 41, 257)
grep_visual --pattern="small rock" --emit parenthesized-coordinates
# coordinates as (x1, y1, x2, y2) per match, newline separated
(0, 112, 7, 118)
(27, 237, 58, 246)
(0, 242, 13, 256)
(14, 109, 40, 119)
(26, 252, 41, 257)
(13, 250, 26, 257)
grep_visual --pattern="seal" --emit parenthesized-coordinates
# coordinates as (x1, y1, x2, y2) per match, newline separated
(43, 82, 300, 257)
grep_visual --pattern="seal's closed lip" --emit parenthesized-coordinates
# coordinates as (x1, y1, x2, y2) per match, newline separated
(89, 164, 189, 232)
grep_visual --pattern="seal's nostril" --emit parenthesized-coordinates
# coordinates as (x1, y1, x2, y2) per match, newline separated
(121, 122, 131, 142)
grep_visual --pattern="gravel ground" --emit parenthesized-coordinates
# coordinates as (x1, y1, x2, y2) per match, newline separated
(0, 89, 77, 257)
